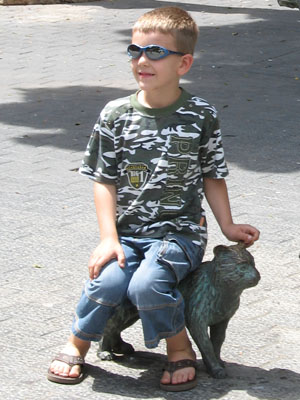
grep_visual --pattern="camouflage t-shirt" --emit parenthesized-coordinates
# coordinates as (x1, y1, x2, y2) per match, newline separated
(80, 88, 228, 249)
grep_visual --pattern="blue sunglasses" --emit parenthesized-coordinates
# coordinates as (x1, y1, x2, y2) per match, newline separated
(127, 44, 185, 60)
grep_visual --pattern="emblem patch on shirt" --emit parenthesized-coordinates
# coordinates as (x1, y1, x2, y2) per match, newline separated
(125, 163, 150, 189)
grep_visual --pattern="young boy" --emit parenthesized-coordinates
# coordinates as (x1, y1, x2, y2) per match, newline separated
(48, 6, 259, 392)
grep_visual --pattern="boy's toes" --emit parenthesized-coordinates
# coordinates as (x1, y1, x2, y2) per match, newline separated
(160, 365, 195, 385)
(69, 365, 81, 378)
(160, 370, 171, 384)
(51, 360, 70, 377)
(173, 366, 194, 384)
(50, 360, 81, 378)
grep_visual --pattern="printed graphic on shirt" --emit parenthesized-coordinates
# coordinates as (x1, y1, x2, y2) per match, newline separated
(125, 163, 150, 189)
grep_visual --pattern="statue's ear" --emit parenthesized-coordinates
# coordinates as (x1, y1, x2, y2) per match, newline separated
(213, 245, 229, 257)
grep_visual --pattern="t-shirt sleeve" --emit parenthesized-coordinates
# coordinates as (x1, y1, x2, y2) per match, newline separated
(199, 109, 229, 179)
(79, 114, 118, 184)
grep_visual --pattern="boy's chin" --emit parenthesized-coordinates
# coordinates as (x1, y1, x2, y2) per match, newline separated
(137, 83, 154, 92)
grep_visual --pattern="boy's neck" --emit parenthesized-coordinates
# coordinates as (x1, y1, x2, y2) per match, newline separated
(138, 87, 182, 109)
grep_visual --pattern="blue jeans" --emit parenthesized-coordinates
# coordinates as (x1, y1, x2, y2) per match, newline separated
(72, 235, 204, 348)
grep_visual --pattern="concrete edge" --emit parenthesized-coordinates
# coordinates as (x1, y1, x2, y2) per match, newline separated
(0, 0, 99, 5)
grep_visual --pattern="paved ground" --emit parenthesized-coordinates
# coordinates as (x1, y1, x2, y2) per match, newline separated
(0, 1, 300, 399)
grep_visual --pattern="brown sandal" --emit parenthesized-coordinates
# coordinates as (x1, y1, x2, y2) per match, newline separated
(160, 359, 198, 392)
(47, 353, 86, 385)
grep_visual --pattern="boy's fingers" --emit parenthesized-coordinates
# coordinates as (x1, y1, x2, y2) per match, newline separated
(241, 234, 252, 245)
(88, 255, 106, 279)
(253, 229, 260, 241)
(242, 232, 258, 247)
(89, 262, 104, 280)
(88, 250, 125, 278)
(89, 266, 96, 280)
(245, 227, 260, 243)
(117, 251, 126, 268)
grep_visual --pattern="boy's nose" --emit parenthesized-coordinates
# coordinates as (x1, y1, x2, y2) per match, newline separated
(137, 52, 149, 65)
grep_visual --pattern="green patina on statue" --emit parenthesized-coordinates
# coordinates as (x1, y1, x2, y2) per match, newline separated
(98, 243, 260, 378)
(278, 0, 300, 8)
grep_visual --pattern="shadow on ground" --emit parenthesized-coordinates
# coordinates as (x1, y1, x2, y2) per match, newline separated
(1, 3, 299, 173)
(3, 78, 299, 173)
(80, 0, 297, 16)
(86, 351, 300, 399)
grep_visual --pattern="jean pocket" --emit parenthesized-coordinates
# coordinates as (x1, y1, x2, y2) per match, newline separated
(157, 239, 192, 284)
(164, 234, 204, 272)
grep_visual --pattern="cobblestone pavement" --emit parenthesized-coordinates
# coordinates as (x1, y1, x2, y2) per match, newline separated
(0, 1, 299, 399)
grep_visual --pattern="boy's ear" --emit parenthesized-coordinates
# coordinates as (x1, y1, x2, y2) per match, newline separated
(178, 54, 194, 76)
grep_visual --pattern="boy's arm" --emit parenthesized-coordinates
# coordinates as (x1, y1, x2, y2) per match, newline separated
(88, 182, 125, 280)
(203, 177, 260, 247)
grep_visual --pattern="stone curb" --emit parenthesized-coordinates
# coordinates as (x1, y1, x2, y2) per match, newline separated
(0, 0, 98, 5)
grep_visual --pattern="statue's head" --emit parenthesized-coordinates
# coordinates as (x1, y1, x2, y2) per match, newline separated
(213, 243, 260, 291)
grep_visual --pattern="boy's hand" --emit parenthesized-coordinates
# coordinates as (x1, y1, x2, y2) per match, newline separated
(88, 238, 125, 280)
(222, 223, 260, 247)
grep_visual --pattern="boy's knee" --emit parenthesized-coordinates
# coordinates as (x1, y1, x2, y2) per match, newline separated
(85, 264, 129, 306)
(127, 276, 155, 305)
(85, 281, 123, 306)
(127, 279, 146, 301)
(127, 271, 175, 308)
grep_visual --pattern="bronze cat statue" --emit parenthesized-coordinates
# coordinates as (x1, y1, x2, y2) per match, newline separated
(98, 243, 260, 378)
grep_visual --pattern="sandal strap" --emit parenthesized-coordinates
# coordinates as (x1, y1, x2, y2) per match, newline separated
(53, 352, 85, 366)
(162, 359, 197, 373)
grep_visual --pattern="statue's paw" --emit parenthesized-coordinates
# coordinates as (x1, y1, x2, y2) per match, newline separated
(217, 358, 226, 368)
(210, 366, 227, 379)
(112, 340, 135, 355)
(97, 350, 115, 361)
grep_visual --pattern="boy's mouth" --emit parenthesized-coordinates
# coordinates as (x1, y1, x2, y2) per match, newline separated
(138, 72, 154, 78)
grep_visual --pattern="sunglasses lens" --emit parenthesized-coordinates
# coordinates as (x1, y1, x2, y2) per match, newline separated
(128, 44, 142, 59)
(127, 44, 169, 60)
(146, 46, 166, 60)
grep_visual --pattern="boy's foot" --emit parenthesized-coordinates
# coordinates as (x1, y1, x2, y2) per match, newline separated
(160, 348, 197, 390)
(160, 358, 197, 392)
(47, 337, 90, 384)
(160, 329, 197, 391)
(47, 352, 85, 384)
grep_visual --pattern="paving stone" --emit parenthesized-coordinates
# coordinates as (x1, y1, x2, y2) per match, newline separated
(0, 1, 299, 399)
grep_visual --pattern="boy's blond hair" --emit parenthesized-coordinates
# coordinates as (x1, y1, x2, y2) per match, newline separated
(132, 7, 199, 55)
